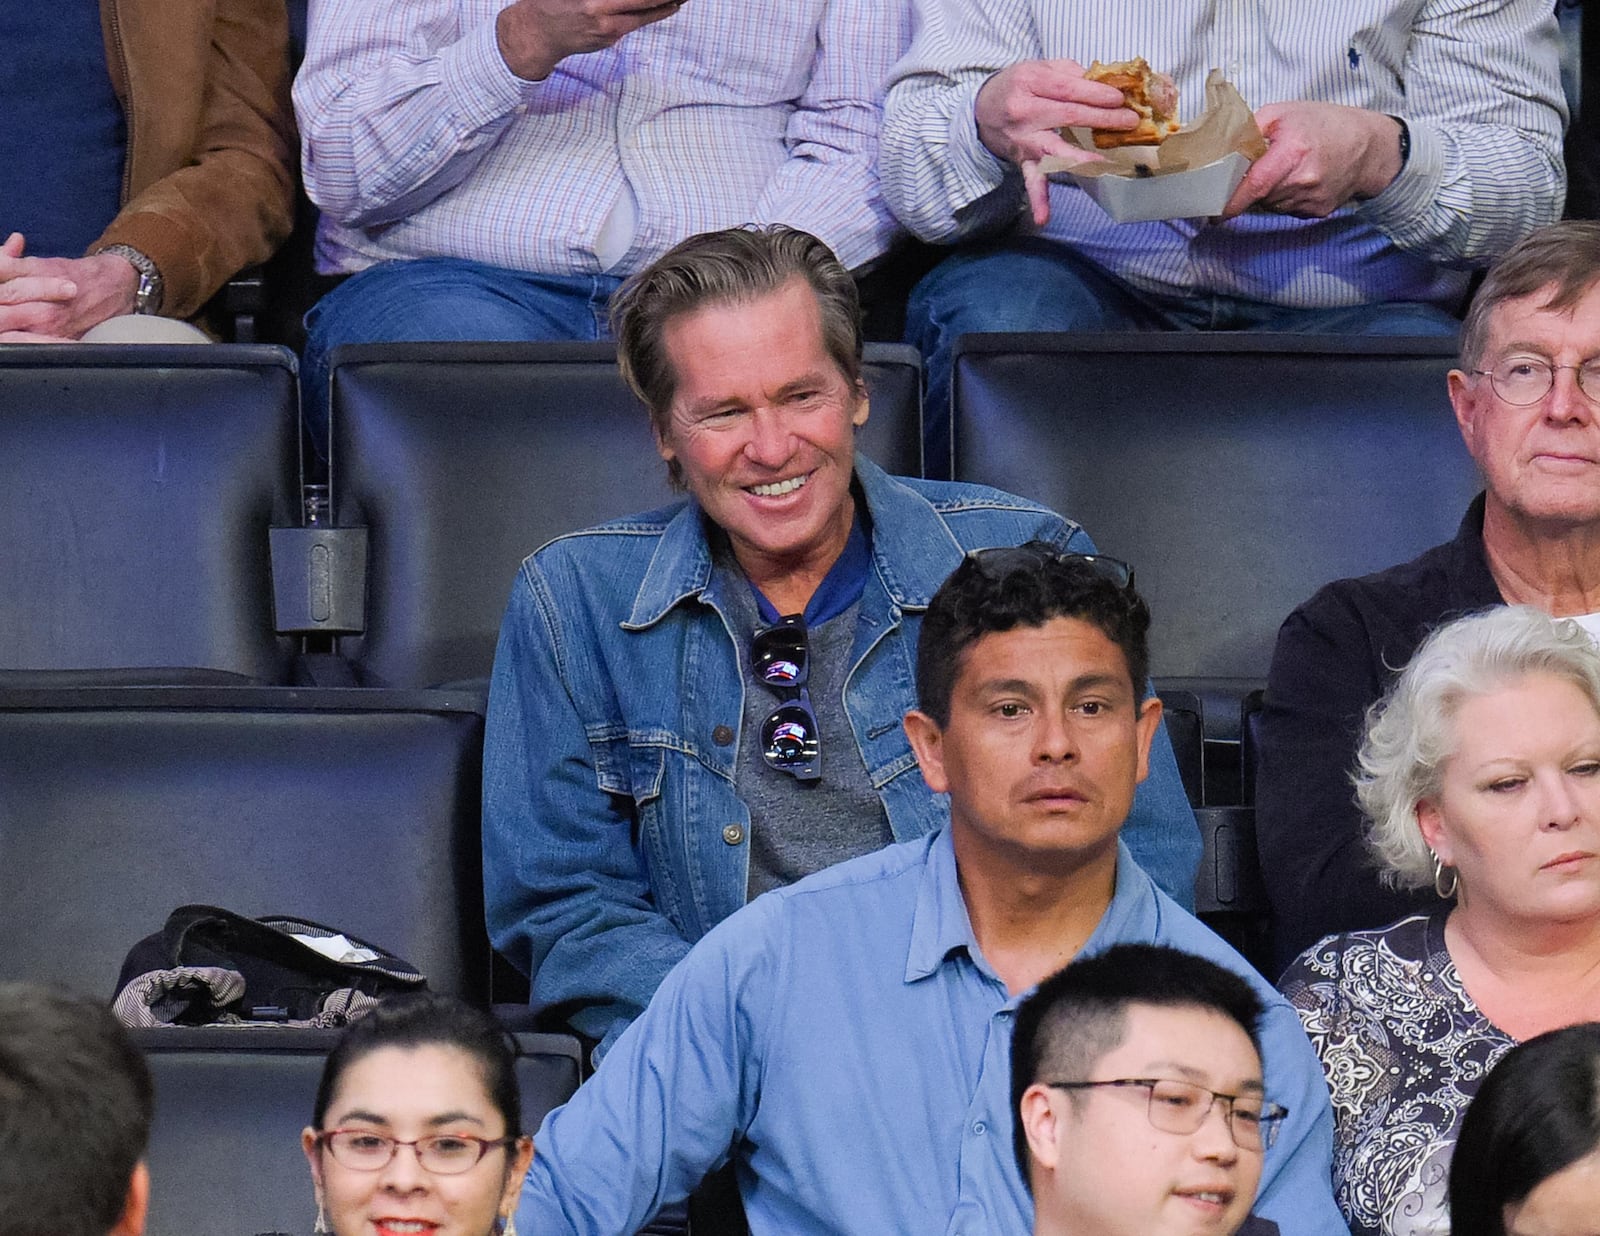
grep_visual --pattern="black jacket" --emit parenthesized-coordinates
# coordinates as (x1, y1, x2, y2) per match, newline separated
(1255, 494, 1501, 975)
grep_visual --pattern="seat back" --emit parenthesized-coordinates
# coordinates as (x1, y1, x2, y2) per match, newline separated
(138, 1025, 581, 1236)
(1154, 687, 1204, 808)
(952, 334, 1479, 679)
(328, 342, 923, 687)
(0, 686, 490, 1001)
(0, 345, 300, 681)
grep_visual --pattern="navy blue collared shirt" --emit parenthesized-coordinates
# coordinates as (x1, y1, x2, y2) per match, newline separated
(518, 831, 1346, 1235)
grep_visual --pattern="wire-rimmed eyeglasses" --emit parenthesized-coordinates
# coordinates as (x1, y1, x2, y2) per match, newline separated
(315, 1129, 517, 1174)
(1469, 357, 1600, 406)
(1043, 1077, 1287, 1151)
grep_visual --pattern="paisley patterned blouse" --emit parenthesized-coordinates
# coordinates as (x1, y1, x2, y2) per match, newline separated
(1279, 912, 1516, 1236)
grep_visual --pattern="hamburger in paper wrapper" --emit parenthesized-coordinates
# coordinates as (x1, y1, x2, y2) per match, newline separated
(1038, 69, 1269, 223)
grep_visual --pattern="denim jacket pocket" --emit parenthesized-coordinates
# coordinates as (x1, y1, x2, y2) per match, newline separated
(595, 729, 698, 928)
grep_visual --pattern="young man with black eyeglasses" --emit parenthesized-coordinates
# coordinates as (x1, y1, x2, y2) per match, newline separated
(1014, 943, 1286, 1236)
(515, 546, 1343, 1235)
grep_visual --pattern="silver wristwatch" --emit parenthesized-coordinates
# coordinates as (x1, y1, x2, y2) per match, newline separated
(97, 243, 164, 315)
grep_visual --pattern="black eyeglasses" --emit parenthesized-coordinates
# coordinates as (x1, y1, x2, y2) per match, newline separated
(1469, 356, 1600, 406)
(751, 615, 820, 781)
(316, 1129, 517, 1174)
(1043, 1078, 1287, 1151)
(965, 544, 1135, 590)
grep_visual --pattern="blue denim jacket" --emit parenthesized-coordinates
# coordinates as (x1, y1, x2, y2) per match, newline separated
(483, 457, 1201, 1050)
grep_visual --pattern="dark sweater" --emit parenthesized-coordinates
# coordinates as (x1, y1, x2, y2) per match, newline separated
(1255, 494, 1501, 975)
(0, 4, 126, 257)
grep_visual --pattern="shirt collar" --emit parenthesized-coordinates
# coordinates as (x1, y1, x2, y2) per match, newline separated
(750, 507, 872, 626)
(904, 833, 1162, 985)
(624, 455, 967, 629)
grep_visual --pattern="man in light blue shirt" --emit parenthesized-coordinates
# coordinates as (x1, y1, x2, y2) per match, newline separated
(518, 544, 1343, 1234)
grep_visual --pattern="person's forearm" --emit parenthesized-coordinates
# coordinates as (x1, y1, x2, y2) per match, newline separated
(750, 0, 909, 268)
(295, 7, 531, 228)
(1358, 0, 1566, 262)
(98, 0, 295, 316)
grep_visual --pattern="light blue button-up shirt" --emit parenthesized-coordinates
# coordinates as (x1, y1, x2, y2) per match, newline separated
(518, 831, 1345, 1235)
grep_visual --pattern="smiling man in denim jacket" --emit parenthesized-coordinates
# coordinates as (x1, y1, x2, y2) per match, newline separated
(481, 225, 1201, 1057)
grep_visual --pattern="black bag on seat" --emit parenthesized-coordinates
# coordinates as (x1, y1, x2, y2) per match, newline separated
(114, 904, 426, 1027)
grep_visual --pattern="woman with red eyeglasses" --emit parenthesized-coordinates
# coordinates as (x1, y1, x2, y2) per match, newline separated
(302, 996, 534, 1236)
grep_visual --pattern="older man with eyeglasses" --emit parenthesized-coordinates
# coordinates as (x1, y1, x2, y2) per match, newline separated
(1257, 219, 1600, 971)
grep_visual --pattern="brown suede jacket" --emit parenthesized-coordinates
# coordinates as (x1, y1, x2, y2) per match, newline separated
(93, 0, 297, 320)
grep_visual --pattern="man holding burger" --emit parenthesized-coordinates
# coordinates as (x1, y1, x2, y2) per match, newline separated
(879, 5, 1567, 470)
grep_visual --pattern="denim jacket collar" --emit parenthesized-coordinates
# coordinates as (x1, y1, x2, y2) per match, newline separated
(622, 455, 969, 631)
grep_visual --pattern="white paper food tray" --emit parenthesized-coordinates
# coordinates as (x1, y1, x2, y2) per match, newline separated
(1055, 150, 1252, 223)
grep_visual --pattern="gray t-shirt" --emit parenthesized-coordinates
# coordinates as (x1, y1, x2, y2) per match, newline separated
(717, 565, 894, 901)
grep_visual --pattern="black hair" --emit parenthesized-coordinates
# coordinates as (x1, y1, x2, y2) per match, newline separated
(312, 993, 522, 1137)
(916, 543, 1151, 727)
(0, 983, 154, 1236)
(1009, 944, 1265, 1190)
(1450, 1022, 1600, 1236)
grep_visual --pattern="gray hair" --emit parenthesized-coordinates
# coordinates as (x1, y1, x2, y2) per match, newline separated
(1357, 606, 1600, 889)
(1460, 220, 1600, 370)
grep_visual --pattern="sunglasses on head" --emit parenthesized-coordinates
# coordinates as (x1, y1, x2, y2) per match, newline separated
(751, 615, 821, 781)
(965, 545, 1135, 590)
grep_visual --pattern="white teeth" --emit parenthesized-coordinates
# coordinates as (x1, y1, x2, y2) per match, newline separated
(382, 1223, 431, 1232)
(749, 474, 807, 497)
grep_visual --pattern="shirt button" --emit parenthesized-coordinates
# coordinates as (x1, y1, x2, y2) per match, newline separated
(722, 823, 745, 845)
(712, 724, 734, 746)
(972, 1120, 986, 1135)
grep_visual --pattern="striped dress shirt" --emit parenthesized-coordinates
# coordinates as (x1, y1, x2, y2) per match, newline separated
(295, 0, 909, 276)
(881, 0, 1567, 310)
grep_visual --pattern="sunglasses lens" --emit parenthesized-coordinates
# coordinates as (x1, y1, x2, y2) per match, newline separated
(753, 624, 808, 686)
(762, 656, 803, 685)
(762, 701, 820, 779)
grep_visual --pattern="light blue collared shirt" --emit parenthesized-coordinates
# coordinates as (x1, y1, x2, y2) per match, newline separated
(519, 830, 1344, 1235)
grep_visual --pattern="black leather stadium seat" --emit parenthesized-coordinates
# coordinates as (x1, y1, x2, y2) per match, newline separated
(951, 333, 1479, 683)
(136, 1024, 580, 1236)
(0, 686, 491, 1002)
(0, 345, 300, 682)
(326, 341, 923, 688)
(1154, 686, 1203, 808)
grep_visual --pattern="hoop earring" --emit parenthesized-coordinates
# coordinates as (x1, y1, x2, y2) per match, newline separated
(1432, 852, 1459, 901)
(314, 1206, 330, 1235)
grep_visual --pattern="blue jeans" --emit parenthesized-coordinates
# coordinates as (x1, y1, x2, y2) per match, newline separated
(301, 257, 625, 456)
(906, 237, 1462, 476)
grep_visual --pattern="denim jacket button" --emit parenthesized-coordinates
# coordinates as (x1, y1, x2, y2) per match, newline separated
(722, 823, 745, 845)
(712, 724, 734, 746)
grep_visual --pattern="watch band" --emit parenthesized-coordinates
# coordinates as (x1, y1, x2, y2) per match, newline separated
(96, 243, 165, 315)
(1388, 115, 1411, 171)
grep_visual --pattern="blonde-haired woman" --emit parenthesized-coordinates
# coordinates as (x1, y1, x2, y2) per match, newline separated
(1280, 605, 1600, 1236)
